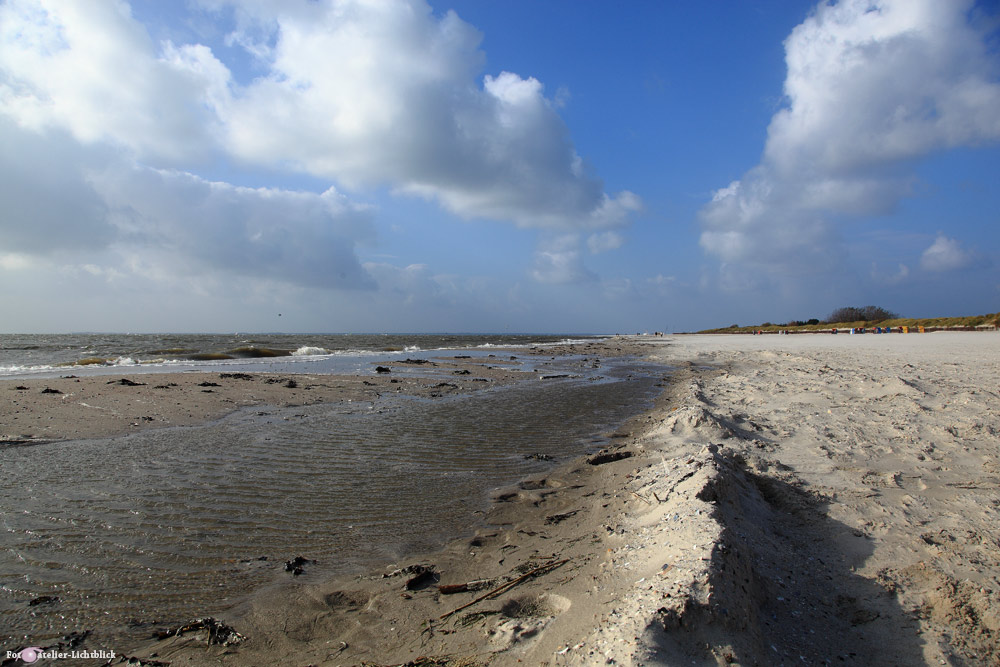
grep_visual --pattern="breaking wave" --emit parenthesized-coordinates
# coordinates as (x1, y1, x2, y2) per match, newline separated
(292, 346, 330, 356)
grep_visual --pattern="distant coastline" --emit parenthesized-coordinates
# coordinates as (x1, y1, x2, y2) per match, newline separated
(696, 312, 1000, 335)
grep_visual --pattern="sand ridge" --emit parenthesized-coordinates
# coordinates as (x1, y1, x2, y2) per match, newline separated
(610, 333, 1000, 666)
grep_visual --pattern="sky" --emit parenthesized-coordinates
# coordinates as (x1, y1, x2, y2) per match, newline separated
(1, 0, 998, 334)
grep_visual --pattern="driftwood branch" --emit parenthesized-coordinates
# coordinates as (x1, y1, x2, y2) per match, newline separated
(438, 558, 569, 621)
(630, 491, 651, 504)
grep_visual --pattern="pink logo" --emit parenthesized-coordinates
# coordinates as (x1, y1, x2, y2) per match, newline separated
(19, 647, 42, 663)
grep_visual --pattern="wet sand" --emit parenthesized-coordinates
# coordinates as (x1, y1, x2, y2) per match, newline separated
(1, 357, 529, 443)
(5, 333, 1000, 665)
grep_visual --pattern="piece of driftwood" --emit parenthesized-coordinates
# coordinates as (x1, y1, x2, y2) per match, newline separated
(587, 450, 633, 466)
(438, 559, 569, 621)
(152, 617, 245, 646)
(437, 579, 494, 595)
(631, 491, 652, 505)
(438, 583, 469, 595)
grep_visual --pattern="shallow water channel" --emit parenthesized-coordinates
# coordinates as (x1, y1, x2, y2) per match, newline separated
(0, 358, 663, 652)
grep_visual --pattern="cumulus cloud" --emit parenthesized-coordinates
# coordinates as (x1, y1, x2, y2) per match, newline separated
(699, 170, 847, 275)
(210, 0, 640, 230)
(0, 0, 642, 306)
(0, 0, 229, 165)
(920, 235, 975, 272)
(700, 0, 1000, 280)
(0, 0, 638, 302)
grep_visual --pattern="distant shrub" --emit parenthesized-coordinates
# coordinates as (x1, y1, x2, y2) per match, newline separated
(826, 305, 899, 323)
(728, 323, 739, 329)
(779, 318, 820, 327)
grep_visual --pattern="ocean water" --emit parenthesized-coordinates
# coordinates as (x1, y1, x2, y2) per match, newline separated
(0, 343, 665, 654)
(0, 333, 595, 378)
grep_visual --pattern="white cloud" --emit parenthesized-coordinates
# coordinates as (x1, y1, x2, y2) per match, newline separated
(0, 0, 230, 164)
(587, 231, 624, 254)
(0, 0, 640, 294)
(90, 165, 378, 289)
(213, 0, 639, 230)
(700, 0, 1000, 281)
(0, 118, 378, 290)
(920, 235, 974, 272)
(700, 170, 845, 275)
(768, 0, 1000, 173)
(0, 0, 642, 305)
(531, 235, 595, 284)
(646, 274, 677, 296)
(870, 261, 910, 285)
(358, 260, 511, 330)
(0, 118, 118, 253)
(0, 252, 33, 271)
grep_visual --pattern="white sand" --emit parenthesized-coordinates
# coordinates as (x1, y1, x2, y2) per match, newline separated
(566, 332, 1000, 665)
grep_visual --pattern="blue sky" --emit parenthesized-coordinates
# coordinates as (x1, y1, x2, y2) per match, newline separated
(1, 0, 998, 333)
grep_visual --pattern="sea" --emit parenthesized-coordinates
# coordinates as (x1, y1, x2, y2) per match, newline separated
(0, 333, 666, 654)
(0, 333, 595, 379)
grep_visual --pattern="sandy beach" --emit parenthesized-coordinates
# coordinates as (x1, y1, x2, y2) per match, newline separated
(4, 333, 1000, 666)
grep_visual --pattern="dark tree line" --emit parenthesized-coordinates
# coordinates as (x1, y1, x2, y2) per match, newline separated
(826, 305, 899, 323)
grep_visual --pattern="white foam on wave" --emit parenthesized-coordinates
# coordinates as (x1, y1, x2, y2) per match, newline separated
(476, 337, 602, 350)
(0, 364, 48, 375)
(331, 349, 383, 357)
(291, 346, 330, 356)
(476, 341, 540, 350)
